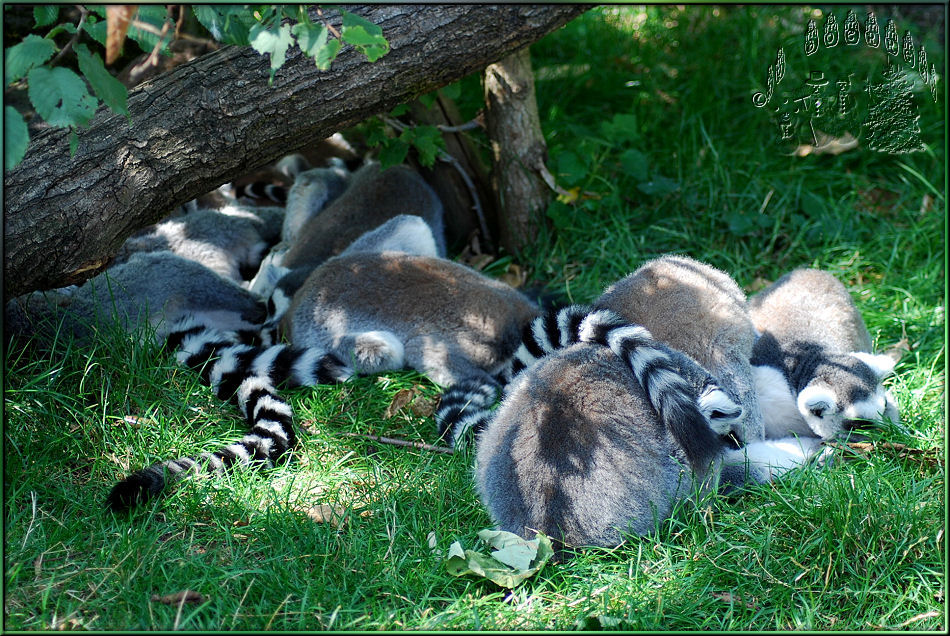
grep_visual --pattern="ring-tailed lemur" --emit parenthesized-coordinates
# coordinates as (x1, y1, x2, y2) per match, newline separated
(592, 254, 765, 446)
(108, 215, 539, 510)
(250, 161, 447, 322)
(474, 336, 736, 547)
(436, 255, 765, 448)
(112, 203, 287, 283)
(271, 162, 446, 298)
(748, 267, 900, 441)
(5, 251, 268, 347)
(435, 303, 745, 448)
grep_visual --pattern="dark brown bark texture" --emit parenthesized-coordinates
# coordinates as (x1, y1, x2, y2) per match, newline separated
(484, 47, 552, 255)
(3, 4, 587, 298)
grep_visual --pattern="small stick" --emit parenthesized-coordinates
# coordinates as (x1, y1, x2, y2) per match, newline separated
(342, 432, 454, 454)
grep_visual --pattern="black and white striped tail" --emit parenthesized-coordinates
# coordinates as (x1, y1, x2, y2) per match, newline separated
(105, 316, 352, 511)
(436, 305, 732, 468)
(435, 379, 501, 449)
(235, 181, 288, 204)
(165, 315, 352, 392)
(106, 374, 293, 511)
(573, 308, 728, 470)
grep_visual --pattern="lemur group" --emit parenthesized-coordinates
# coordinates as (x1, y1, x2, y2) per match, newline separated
(6, 133, 900, 549)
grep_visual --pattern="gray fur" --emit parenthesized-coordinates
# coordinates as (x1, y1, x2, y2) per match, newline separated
(112, 203, 285, 282)
(281, 164, 352, 244)
(749, 268, 900, 440)
(593, 254, 765, 444)
(249, 163, 445, 303)
(475, 343, 723, 548)
(280, 163, 446, 290)
(281, 251, 539, 388)
(6, 251, 265, 346)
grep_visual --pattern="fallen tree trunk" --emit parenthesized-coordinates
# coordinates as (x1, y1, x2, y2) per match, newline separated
(3, 4, 587, 298)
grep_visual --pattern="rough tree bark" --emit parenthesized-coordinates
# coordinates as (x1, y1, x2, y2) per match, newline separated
(3, 4, 587, 298)
(483, 46, 551, 256)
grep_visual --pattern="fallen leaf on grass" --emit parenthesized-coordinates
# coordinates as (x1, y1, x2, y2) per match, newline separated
(383, 385, 438, 418)
(446, 529, 553, 588)
(300, 503, 372, 528)
(499, 263, 527, 289)
(303, 504, 348, 528)
(384, 388, 417, 419)
(151, 590, 205, 605)
(711, 590, 758, 609)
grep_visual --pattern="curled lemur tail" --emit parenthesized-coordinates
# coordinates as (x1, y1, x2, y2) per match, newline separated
(437, 305, 732, 471)
(234, 182, 288, 204)
(105, 316, 352, 512)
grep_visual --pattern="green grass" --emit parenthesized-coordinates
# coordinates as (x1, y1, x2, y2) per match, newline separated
(4, 5, 945, 631)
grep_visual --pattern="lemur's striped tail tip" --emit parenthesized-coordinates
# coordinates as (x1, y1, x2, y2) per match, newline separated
(105, 468, 166, 512)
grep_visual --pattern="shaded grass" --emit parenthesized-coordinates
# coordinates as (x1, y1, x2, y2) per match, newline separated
(4, 5, 945, 631)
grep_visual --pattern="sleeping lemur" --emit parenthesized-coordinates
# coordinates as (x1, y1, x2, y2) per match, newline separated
(474, 332, 738, 548)
(748, 267, 900, 441)
(437, 254, 765, 449)
(107, 214, 541, 510)
(250, 161, 447, 320)
(592, 254, 765, 446)
(111, 202, 287, 283)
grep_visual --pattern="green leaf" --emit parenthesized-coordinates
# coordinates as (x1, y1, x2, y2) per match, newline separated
(341, 10, 384, 37)
(69, 129, 79, 156)
(440, 81, 462, 101)
(636, 175, 678, 196)
(377, 138, 409, 168)
(4, 35, 57, 86)
(418, 91, 438, 110)
(445, 529, 553, 589)
(193, 5, 255, 46)
(4, 106, 30, 171)
(546, 199, 574, 230)
(406, 125, 444, 167)
(33, 5, 59, 27)
(126, 5, 174, 55)
(619, 148, 649, 182)
(601, 113, 641, 144)
(27, 66, 98, 129)
(74, 44, 129, 120)
(45, 22, 77, 39)
(292, 21, 340, 70)
(388, 103, 409, 117)
(83, 16, 108, 48)
(250, 21, 295, 81)
(556, 150, 588, 186)
(340, 10, 389, 62)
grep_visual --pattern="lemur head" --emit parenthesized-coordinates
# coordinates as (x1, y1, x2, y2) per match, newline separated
(796, 351, 899, 440)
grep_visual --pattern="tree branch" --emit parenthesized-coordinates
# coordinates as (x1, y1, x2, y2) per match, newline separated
(3, 4, 588, 297)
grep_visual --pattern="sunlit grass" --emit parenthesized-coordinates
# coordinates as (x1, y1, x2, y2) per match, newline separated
(4, 5, 945, 631)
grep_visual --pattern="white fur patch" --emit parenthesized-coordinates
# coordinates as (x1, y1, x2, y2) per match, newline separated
(752, 364, 811, 438)
(530, 317, 555, 354)
(247, 251, 289, 299)
(249, 344, 287, 378)
(850, 351, 896, 378)
(797, 385, 839, 439)
(734, 435, 825, 480)
(208, 344, 254, 388)
(698, 386, 744, 431)
(353, 330, 404, 370)
(254, 419, 290, 443)
(342, 215, 438, 257)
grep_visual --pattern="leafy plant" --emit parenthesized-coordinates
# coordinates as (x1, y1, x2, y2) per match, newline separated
(3, 4, 389, 170)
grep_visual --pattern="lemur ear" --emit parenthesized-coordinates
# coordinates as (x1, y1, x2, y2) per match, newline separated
(851, 351, 897, 379)
(797, 385, 839, 437)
